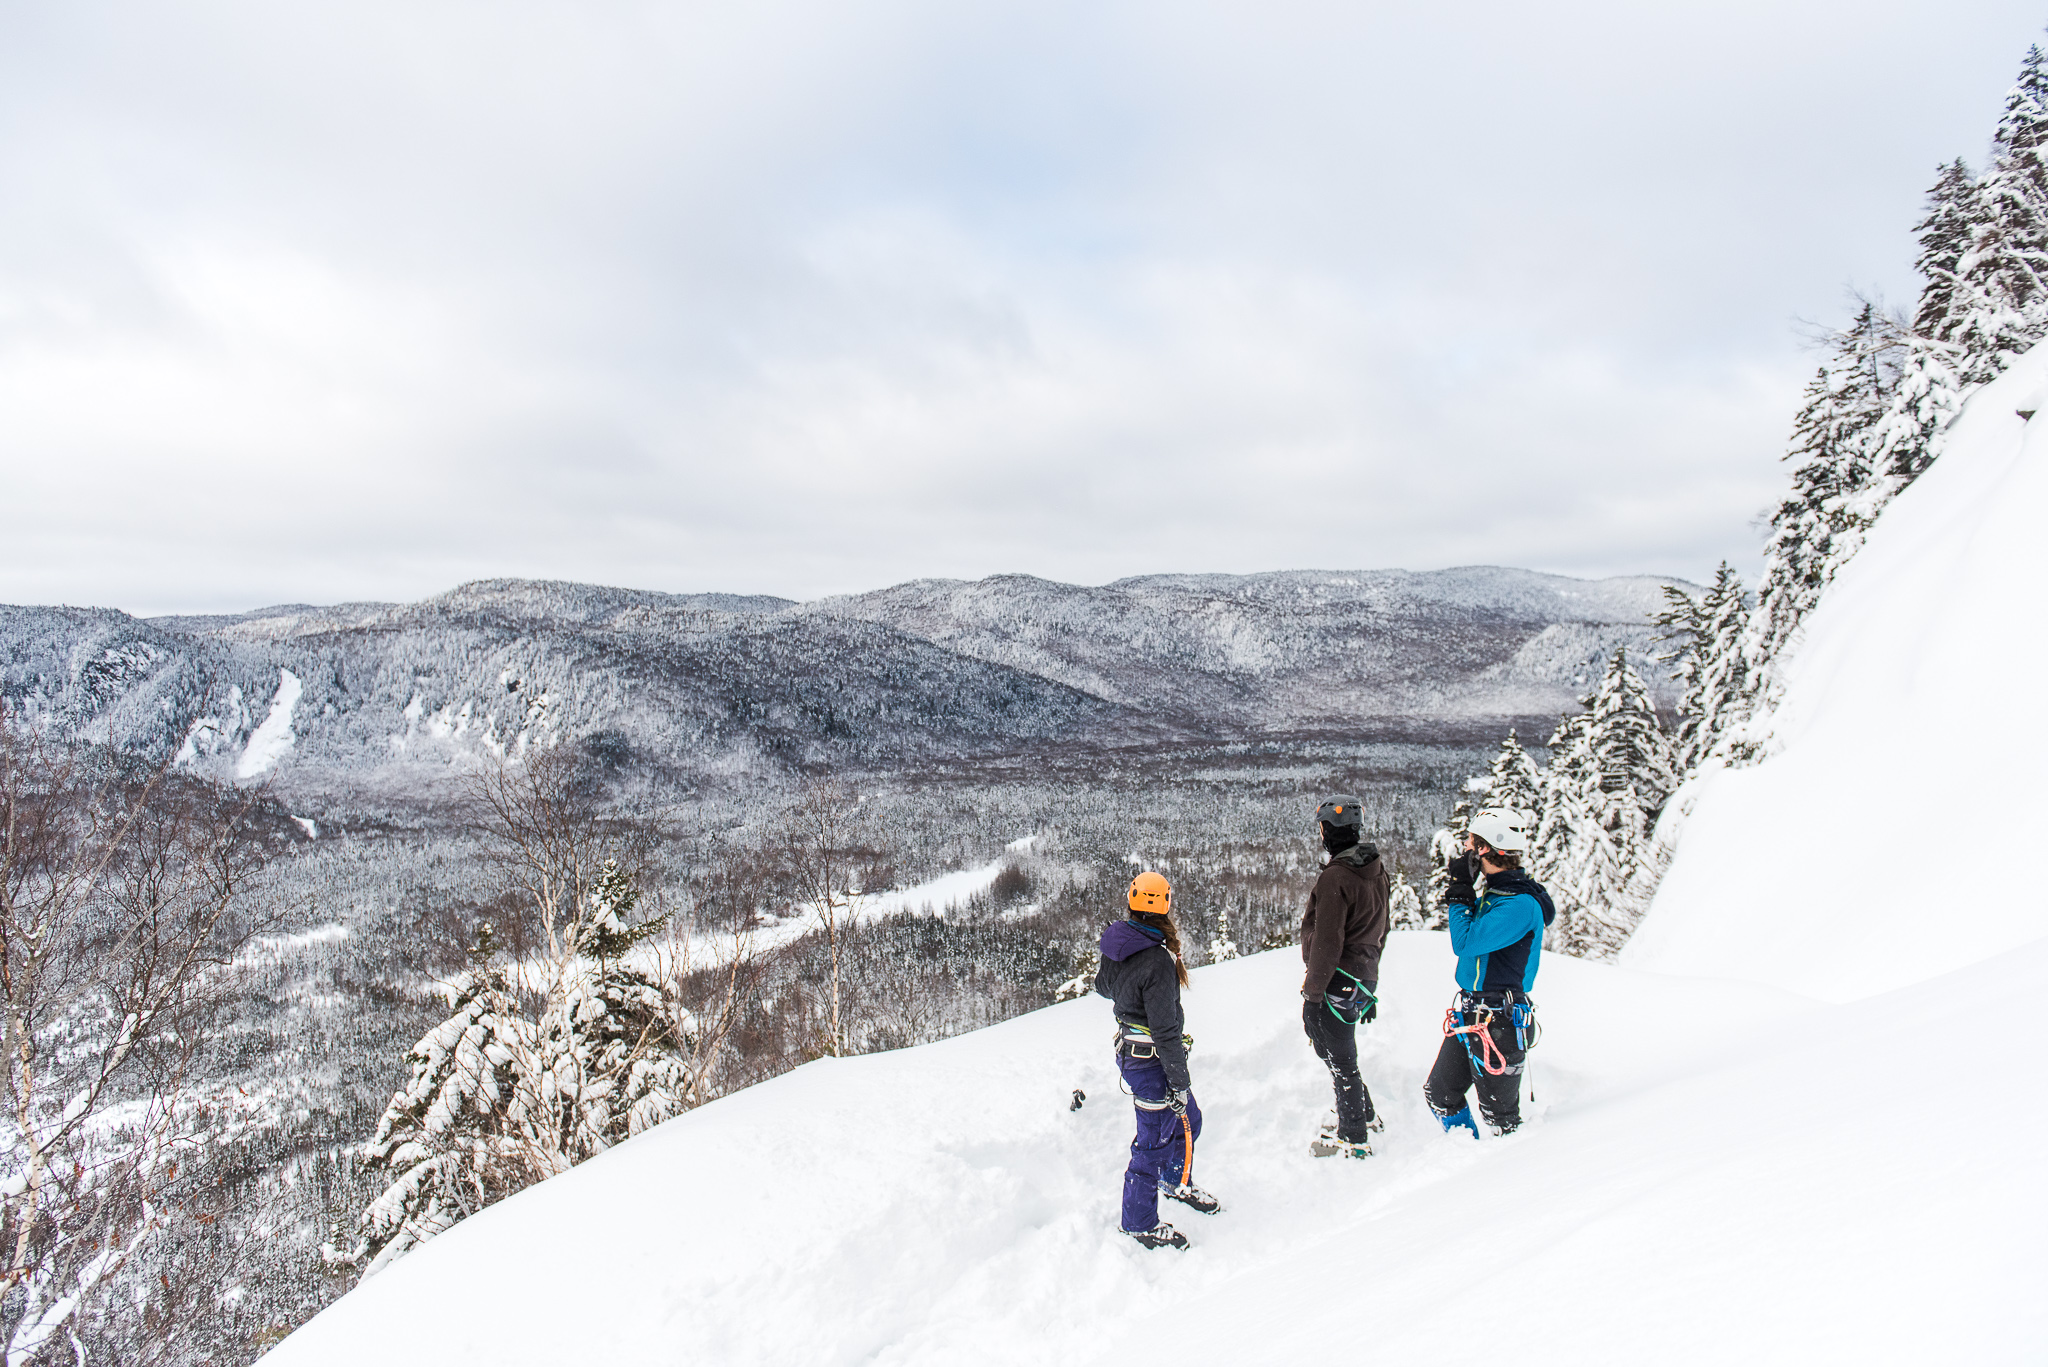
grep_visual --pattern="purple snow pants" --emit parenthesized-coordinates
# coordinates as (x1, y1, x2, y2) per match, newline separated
(1117, 1052, 1202, 1232)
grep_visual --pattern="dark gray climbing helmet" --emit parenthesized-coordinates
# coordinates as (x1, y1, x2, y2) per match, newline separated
(1316, 796, 1364, 828)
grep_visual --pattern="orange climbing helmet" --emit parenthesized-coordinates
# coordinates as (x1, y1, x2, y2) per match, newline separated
(1127, 870, 1172, 915)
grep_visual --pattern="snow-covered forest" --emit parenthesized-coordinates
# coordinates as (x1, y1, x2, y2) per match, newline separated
(7, 29, 2048, 1367)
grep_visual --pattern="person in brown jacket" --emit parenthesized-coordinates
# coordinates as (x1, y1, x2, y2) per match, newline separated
(1300, 795, 1390, 1158)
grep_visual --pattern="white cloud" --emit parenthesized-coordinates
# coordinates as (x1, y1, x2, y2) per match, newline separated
(1, 0, 2041, 613)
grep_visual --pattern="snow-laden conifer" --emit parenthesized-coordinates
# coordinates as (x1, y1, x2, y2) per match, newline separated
(1742, 305, 1902, 694)
(341, 925, 537, 1275)
(1537, 650, 1674, 959)
(1388, 866, 1425, 931)
(1052, 945, 1101, 1001)
(1655, 564, 1749, 774)
(1910, 159, 1980, 345)
(1422, 800, 1471, 932)
(1939, 47, 2048, 385)
(343, 865, 695, 1276)
(528, 862, 697, 1163)
(1480, 729, 1542, 822)
(1729, 82, 2048, 761)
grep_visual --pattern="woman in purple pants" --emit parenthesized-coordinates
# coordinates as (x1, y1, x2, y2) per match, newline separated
(1093, 871, 1221, 1250)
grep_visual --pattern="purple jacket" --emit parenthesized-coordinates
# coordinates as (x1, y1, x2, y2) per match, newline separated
(1093, 919, 1190, 1091)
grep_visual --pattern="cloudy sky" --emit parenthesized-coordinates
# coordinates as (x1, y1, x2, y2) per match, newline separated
(2, 1, 2041, 615)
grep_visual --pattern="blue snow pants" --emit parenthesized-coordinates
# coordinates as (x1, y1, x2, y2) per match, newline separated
(1117, 1052, 1202, 1232)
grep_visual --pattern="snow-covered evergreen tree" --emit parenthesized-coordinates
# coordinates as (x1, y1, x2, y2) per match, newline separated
(344, 865, 694, 1276)
(1909, 158, 1979, 348)
(1388, 867, 1424, 931)
(1423, 800, 1471, 932)
(1742, 304, 1903, 693)
(1655, 564, 1749, 775)
(1730, 50, 2048, 763)
(1939, 46, 2048, 385)
(341, 925, 538, 1275)
(1052, 944, 1101, 1001)
(1536, 650, 1674, 960)
(529, 862, 696, 1163)
(1480, 730, 1542, 822)
(1588, 648, 1675, 816)
(1531, 709, 1586, 882)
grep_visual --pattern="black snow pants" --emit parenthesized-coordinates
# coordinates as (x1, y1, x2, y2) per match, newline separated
(1303, 999, 1375, 1142)
(1424, 999, 1527, 1134)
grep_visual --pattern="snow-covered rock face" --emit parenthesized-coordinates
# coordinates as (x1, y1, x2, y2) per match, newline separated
(235, 668, 302, 779)
(1627, 343, 2048, 1000)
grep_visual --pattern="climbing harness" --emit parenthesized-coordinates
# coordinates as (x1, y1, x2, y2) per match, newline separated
(1115, 1024, 1197, 1114)
(1324, 968, 1378, 1026)
(1442, 992, 1536, 1078)
(1112, 1023, 1195, 1063)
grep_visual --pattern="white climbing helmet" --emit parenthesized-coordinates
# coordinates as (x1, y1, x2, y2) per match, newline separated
(1467, 806, 1531, 854)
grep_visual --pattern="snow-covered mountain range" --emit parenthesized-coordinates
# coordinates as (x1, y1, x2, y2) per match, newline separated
(0, 567, 1677, 812)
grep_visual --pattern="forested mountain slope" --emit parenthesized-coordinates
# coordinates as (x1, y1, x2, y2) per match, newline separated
(803, 567, 1674, 722)
(0, 568, 1677, 815)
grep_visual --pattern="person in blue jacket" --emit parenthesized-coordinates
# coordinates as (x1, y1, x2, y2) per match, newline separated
(1424, 806, 1555, 1137)
(1094, 870, 1220, 1250)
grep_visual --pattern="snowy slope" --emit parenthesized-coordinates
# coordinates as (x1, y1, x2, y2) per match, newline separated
(1626, 344, 2048, 999)
(264, 934, 2045, 1366)
(264, 355, 2048, 1364)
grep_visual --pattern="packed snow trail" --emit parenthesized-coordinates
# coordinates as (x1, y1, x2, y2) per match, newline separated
(264, 933, 2044, 1365)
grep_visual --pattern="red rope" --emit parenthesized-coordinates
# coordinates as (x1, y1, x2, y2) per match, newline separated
(1443, 1006, 1510, 1076)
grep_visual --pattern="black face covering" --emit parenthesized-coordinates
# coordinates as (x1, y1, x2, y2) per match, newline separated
(1320, 821, 1359, 855)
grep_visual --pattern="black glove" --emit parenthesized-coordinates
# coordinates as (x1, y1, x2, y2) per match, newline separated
(1444, 852, 1477, 907)
(1166, 1088, 1190, 1117)
(1363, 999, 1378, 1023)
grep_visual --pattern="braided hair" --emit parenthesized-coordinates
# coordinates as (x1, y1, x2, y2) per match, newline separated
(1131, 909, 1191, 989)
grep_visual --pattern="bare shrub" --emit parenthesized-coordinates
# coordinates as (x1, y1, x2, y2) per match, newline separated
(0, 718, 277, 1365)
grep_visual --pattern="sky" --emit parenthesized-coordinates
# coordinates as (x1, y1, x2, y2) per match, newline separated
(2, 0, 2042, 616)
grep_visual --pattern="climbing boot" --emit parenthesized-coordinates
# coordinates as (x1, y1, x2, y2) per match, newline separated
(1125, 1223, 1190, 1251)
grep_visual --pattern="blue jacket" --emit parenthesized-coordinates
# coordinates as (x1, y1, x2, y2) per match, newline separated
(1447, 870, 1552, 994)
